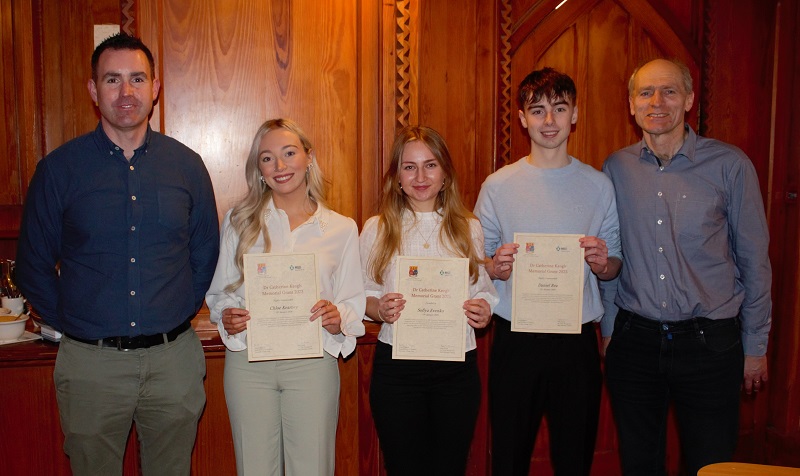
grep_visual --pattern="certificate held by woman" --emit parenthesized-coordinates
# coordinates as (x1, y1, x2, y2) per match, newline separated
(393, 256, 469, 361)
(243, 252, 323, 361)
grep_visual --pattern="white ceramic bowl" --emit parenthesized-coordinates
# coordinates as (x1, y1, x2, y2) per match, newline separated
(0, 314, 28, 341)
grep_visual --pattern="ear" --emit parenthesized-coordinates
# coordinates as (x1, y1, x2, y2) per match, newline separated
(152, 78, 161, 102)
(518, 109, 527, 128)
(571, 105, 578, 125)
(629, 96, 635, 116)
(684, 91, 695, 112)
(88, 79, 98, 105)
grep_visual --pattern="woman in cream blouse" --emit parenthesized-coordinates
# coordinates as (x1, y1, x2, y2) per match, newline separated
(360, 125, 498, 475)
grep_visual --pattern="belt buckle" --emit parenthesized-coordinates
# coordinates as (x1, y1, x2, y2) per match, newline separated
(113, 337, 128, 351)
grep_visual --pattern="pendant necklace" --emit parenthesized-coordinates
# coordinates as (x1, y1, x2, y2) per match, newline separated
(415, 217, 440, 249)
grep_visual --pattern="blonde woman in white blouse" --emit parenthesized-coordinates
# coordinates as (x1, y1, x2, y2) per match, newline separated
(360, 126, 498, 475)
(205, 119, 365, 476)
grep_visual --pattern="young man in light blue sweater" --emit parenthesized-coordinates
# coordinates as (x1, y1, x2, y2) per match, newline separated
(474, 67, 622, 475)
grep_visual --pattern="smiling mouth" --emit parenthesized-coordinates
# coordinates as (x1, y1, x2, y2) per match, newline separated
(272, 174, 294, 183)
(540, 131, 559, 138)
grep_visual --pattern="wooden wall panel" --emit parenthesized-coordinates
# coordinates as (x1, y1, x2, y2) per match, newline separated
(149, 0, 361, 222)
(1, 0, 20, 206)
(763, 0, 800, 468)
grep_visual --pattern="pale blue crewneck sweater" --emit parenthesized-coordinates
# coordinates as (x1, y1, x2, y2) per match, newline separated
(473, 156, 621, 325)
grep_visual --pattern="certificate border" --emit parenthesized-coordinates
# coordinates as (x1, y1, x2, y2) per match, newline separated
(243, 252, 323, 361)
(392, 255, 469, 361)
(510, 233, 585, 334)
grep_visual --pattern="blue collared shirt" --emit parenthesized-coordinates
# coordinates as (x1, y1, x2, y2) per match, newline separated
(16, 124, 220, 339)
(601, 125, 772, 355)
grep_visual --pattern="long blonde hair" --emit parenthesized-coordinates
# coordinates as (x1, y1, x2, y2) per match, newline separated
(367, 125, 481, 285)
(225, 118, 329, 292)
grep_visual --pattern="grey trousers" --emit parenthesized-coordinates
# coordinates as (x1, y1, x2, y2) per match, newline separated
(54, 328, 207, 476)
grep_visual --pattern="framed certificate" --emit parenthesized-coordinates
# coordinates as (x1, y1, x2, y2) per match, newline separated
(511, 233, 585, 333)
(392, 256, 469, 361)
(243, 252, 323, 361)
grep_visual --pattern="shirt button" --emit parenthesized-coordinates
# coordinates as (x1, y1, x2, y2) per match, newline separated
(131, 322, 136, 327)
(659, 274, 665, 280)
(130, 226, 136, 231)
(661, 301, 667, 308)
(132, 196, 137, 201)
(657, 191, 663, 197)
(659, 166, 665, 171)
(658, 247, 664, 253)
(130, 290, 136, 296)
(657, 219, 663, 225)
(130, 258, 136, 263)
(130, 165, 134, 171)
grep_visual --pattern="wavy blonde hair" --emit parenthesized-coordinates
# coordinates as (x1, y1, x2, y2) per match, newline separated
(367, 125, 481, 285)
(225, 118, 329, 292)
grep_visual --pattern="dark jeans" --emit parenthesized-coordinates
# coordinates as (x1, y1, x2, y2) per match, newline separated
(605, 310, 744, 476)
(490, 317, 602, 476)
(370, 341, 481, 476)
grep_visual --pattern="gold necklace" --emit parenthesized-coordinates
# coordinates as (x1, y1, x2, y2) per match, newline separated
(414, 218, 440, 249)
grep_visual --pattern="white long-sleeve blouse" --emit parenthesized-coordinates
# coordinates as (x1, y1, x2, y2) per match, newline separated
(206, 200, 366, 358)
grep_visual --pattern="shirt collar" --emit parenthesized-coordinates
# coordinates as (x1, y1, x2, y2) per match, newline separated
(637, 123, 698, 163)
(93, 122, 153, 158)
(264, 198, 330, 235)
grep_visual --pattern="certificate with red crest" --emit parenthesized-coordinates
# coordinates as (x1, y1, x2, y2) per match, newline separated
(393, 256, 468, 361)
(243, 252, 322, 361)
(511, 233, 584, 333)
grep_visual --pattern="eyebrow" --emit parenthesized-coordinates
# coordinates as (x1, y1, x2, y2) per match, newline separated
(528, 99, 569, 109)
(402, 158, 437, 165)
(102, 71, 149, 79)
(259, 144, 300, 155)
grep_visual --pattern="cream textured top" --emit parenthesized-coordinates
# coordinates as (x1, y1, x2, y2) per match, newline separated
(359, 210, 499, 351)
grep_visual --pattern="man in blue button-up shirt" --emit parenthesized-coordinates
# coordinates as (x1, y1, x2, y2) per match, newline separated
(16, 33, 219, 475)
(602, 58, 772, 476)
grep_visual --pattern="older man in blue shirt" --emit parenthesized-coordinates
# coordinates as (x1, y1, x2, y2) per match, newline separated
(16, 33, 219, 475)
(602, 59, 772, 476)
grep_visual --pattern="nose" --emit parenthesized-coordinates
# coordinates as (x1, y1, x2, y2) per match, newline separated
(414, 167, 426, 182)
(544, 110, 555, 124)
(274, 157, 287, 171)
(650, 90, 664, 106)
(121, 81, 134, 96)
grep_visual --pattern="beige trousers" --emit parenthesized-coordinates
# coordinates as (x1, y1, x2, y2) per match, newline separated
(223, 349, 340, 476)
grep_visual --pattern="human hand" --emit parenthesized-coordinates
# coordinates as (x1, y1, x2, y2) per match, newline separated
(601, 336, 611, 357)
(743, 355, 768, 395)
(377, 293, 405, 323)
(221, 307, 250, 336)
(580, 236, 609, 276)
(464, 298, 491, 329)
(311, 299, 342, 335)
(491, 243, 519, 281)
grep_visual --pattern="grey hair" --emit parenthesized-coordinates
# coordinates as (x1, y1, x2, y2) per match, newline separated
(628, 59, 693, 96)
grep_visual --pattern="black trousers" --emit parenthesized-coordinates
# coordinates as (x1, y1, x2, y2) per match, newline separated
(605, 310, 744, 476)
(490, 317, 602, 476)
(370, 341, 481, 476)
